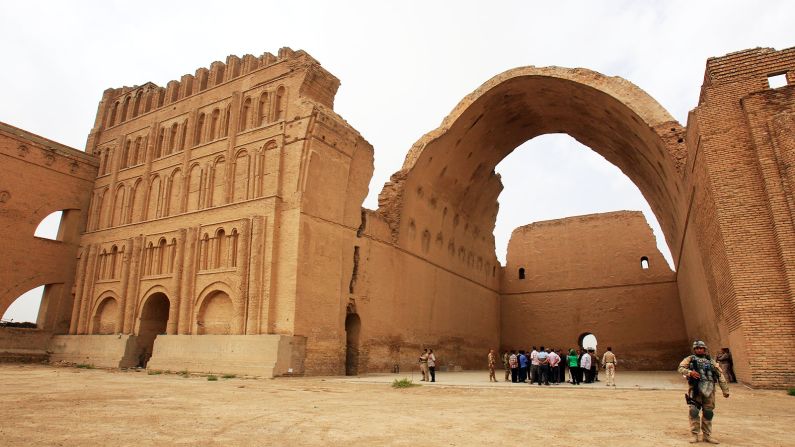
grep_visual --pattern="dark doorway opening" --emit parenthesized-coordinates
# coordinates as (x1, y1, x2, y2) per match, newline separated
(345, 313, 361, 376)
(137, 293, 170, 367)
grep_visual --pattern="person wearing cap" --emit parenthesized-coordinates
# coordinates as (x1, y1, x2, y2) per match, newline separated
(677, 340, 730, 444)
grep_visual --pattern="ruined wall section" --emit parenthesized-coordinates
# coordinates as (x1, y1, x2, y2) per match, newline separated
(500, 212, 688, 370)
(0, 123, 97, 333)
(350, 210, 501, 373)
(687, 47, 795, 387)
(291, 106, 375, 375)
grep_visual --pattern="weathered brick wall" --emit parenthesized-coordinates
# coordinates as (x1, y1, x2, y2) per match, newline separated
(0, 123, 97, 332)
(689, 47, 795, 387)
(501, 212, 688, 369)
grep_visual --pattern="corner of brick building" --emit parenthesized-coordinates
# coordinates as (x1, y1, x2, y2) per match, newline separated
(686, 46, 795, 387)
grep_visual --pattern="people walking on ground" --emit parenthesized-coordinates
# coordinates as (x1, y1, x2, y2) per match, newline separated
(568, 348, 580, 385)
(419, 349, 429, 381)
(488, 349, 497, 382)
(601, 347, 617, 386)
(428, 349, 436, 382)
(502, 350, 511, 382)
(678, 340, 730, 444)
(581, 349, 593, 383)
(509, 350, 519, 383)
(716, 348, 736, 383)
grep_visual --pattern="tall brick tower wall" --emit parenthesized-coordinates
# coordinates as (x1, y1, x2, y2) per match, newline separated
(682, 48, 795, 387)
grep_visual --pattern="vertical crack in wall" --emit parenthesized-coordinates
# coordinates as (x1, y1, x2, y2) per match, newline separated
(356, 209, 367, 237)
(348, 246, 360, 294)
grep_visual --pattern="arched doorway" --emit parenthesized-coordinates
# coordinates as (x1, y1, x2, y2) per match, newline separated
(137, 293, 170, 367)
(579, 332, 597, 350)
(345, 313, 361, 376)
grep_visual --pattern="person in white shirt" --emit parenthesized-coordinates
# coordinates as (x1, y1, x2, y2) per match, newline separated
(530, 347, 540, 384)
(580, 350, 593, 383)
(548, 349, 561, 384)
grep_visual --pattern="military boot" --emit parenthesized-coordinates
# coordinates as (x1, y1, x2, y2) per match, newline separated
(689, 433, 699, 443)
(702, 436, 720, 444)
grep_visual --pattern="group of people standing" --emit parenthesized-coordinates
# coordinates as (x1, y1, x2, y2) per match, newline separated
(487, 346, 618, 386)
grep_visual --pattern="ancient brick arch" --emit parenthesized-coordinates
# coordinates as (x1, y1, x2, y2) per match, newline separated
(379, 66, 687, 263)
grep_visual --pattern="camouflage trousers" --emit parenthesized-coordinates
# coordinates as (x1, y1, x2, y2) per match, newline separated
(688, 390, 716, 438)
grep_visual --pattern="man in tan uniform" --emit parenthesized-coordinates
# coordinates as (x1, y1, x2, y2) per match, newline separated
(419, 349, 429, 381)
(601, 347, 617, 386)
(677, 340, 730, 444)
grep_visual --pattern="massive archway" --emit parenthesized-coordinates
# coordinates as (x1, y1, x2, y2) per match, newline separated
(363, 66, 693, 373)
(378, 66, 687, 265)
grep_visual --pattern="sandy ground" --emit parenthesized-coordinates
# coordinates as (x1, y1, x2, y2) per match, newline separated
(0, 364, 793, 446)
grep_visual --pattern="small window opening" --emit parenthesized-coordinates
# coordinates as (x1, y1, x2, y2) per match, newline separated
(640, 256, 650, 269)
(768, 73, 788, 89)
(518, 267, 525, 279)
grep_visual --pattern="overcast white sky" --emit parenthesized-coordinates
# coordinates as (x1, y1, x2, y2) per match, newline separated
(2, 1, 793, 322)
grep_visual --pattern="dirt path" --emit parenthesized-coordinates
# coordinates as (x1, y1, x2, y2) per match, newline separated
(0, 364, 792, 446)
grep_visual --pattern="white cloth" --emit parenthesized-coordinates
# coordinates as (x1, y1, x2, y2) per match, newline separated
(580, 353, 592, 370)
(530, 350, 539, 366)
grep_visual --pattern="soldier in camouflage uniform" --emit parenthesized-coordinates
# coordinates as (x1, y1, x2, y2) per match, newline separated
(502, 350, 510, 382)
(677, 340, 730, 444)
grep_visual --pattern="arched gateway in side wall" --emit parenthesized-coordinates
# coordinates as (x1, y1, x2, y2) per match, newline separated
(1, 47, 793, 388)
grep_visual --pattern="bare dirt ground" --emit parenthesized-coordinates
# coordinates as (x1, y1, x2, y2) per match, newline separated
(1, 364, 793, 446)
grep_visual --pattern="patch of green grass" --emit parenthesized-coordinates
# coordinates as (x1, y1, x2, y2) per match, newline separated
(788, 388, 795, 396)
(147, 370, 162, 375)
(222, 374, 236, 379)
(75, 363, 94, 369)
(207, 375, 218, 381)
(392, 378, 419, 388)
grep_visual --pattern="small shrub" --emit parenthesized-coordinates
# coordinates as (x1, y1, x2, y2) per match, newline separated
(76, 364, 94, 369)
(179, 370, 189, 377)
(788, 388, 795, 396)
(392, 378, 419, 388)
(147, 370, 162, 375)
(222, 374, 236, 379)
(207, 375, 218, 381)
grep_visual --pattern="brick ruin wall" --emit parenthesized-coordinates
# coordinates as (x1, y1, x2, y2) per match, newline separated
(500, 211, 687, 370)
(0, 123, 98, 331)
(680, 47, 795, 387)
